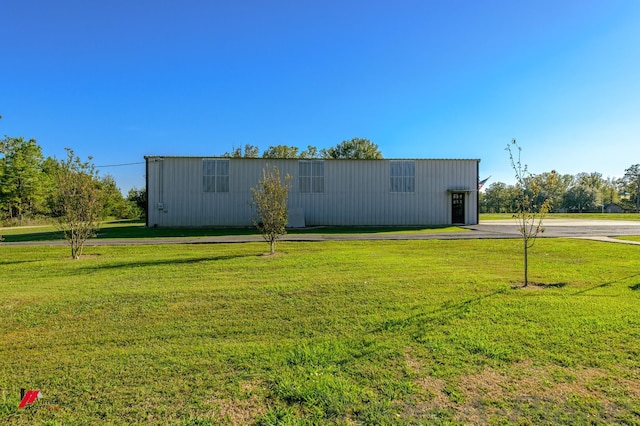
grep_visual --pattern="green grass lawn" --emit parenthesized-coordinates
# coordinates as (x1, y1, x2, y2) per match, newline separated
(0, 221, 467, 243)
(617, 236, 640, 242)
(1, 239, 639, 424)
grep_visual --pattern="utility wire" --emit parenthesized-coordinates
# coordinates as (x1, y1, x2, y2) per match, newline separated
(96, 161, 145, 168)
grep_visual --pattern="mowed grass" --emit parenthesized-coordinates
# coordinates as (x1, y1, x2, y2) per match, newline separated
(1, 239, 639, 424)
(0, 221, 466, 243)
(618, 236, 640, 243)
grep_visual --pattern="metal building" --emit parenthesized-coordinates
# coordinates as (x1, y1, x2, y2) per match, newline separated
(145, 156, 480, 227)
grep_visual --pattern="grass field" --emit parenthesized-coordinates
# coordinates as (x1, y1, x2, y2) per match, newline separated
(618, 236, 640, 243)
(2, 211, 640, 242)
(1, 237, 640, 424)
(0, 221, 466, 243)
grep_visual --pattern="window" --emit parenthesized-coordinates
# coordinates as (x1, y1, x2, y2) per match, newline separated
(390, 161, 415, 193)
(203, 159, 229, 193)
(299, 160, 324, 193)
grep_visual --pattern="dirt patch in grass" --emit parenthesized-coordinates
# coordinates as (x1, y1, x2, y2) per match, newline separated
(415, 376, 450, 407)
(209, 381, 267, 424)
(403, 347, 422, 371)
(403, 348, 454, 416)
(211, 395, 266, 424)
(404, 361, 639, 424)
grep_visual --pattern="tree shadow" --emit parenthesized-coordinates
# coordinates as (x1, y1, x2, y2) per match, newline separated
(79, 254, 256, 272)
(0, 259, 43, 266)
(511, 282, 568, 290)
(4, 223, 461, 242)
(376, 289, 508, 333)
(2, 230, 64, 242)
(573, 272, 640, 295)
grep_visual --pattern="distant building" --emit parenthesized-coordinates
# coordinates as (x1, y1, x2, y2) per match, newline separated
(145, 157, 480, 227)
(603, 203, 624, 213)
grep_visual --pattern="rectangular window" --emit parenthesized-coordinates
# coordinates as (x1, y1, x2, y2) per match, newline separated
(203, 159, 229, 193)
(299, 160, 324, 193)
(390, 160, 415, 193)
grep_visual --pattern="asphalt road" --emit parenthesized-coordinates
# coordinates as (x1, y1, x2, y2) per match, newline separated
(465, 219, 640, 239)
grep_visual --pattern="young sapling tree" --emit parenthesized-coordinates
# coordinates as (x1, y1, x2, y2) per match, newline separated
(251, 165, 292, 255)
(506, 140, 553, 287)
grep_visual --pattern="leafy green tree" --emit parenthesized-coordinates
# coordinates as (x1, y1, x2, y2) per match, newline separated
(223, 144, 259, 158)
(481, 182, 516, 213)
(52, 148, 104, 259)
(300, 145, 320, 159)
(250, 165, 291, 255)
(576, 172, 604, 191)
(262, 145, 299, 159)
(580, 172, 604, 206)
(600, 177, 620, 206)
(127, 187, 147, 219)
(559, 173, 604, 212)
(621, 164, 640, 212)
(529, 171, 573, 212)
(507, 140, 552, 287)
(0, 154, 4, 219)
(100, 175, 131, 219)
(563, 184, 598, 212)
(0, 137, 45, 221)
(322, 138, 383, 159)
(40, 156, 62, 217)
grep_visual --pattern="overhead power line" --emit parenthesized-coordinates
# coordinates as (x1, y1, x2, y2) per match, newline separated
(96, 161, 145, 168)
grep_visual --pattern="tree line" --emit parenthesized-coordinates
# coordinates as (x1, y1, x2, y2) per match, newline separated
(0, 136, 146, 224)
(221, 138, 383, 160)
(480, 165, 640, 213)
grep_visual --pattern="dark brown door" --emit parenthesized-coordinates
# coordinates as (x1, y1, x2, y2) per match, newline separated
(452, 192, 465, 224)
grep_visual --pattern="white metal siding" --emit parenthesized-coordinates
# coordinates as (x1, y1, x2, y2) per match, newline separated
(146, 157, 479, 227)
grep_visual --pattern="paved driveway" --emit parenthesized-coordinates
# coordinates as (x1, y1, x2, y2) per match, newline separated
(466, 219, 640, 238)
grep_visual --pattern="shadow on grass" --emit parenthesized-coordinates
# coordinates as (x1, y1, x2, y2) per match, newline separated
(573, 272, 640, 295)
(3, 220, 464, 242)
(377, 289, 508, 333)
(2, 230, 65, 242)
(3, 228, 259, 242)
(79, 254, 256, 272)
(0, 259, 43, 266)
(511, 282, 568, 290)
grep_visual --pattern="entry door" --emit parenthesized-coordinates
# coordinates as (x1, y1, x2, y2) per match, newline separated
(451, 192, 465, 224)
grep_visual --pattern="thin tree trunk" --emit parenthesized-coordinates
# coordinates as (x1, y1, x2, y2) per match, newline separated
(523, 237, 528, 287)
(71, 230, 82, 259)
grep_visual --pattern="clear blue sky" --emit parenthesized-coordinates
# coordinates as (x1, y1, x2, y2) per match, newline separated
(2, 0, 639, 193)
